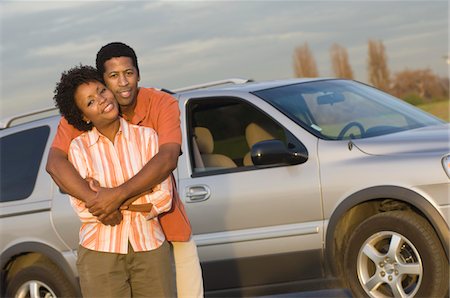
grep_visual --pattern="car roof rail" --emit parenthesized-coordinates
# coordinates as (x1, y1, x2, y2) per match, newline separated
(0, 106, 58, 129)
(1, 78, 253, 129)
(172, 78, 253, 93)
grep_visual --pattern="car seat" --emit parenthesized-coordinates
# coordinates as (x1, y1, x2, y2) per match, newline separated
(193, 127, 237, 170)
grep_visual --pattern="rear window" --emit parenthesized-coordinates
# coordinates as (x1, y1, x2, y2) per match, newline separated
(0, 126, 50, 202)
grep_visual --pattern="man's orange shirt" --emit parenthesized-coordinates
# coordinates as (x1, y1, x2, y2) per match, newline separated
(52, 87, 191, 241)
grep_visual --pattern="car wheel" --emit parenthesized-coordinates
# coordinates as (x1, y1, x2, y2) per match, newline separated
(5, 259, 78, 298)
(344, 210, 448, 298)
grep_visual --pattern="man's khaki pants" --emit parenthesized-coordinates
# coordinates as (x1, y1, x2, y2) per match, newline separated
(172, 238, 204, 297)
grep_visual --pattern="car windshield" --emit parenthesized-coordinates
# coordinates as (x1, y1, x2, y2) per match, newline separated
(252, 79, 444, 140)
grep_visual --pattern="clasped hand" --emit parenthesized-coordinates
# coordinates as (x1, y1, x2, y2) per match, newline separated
(85, 178, 125, 226)
(84, 178, 152, 226)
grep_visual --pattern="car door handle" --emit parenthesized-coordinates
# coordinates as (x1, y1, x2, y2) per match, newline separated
(185, 185, 211, 203)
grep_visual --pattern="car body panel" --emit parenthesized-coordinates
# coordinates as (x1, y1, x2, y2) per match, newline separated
(352, 123, 450, 156)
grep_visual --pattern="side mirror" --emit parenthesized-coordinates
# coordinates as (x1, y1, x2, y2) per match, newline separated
(251, 140, 308, 166)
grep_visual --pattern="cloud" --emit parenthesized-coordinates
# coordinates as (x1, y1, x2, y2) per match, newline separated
(0, 0, 448, 120)
(0, 1, 90, 18)
(29, 40, 100, 59)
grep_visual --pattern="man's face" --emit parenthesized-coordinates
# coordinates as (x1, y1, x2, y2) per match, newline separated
(74, 81, 119, 128)
(102, 56, 140, 108)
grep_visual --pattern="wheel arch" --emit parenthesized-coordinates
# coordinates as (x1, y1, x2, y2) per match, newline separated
(0, 241, 79, 296)
(325, 185, 450, 277)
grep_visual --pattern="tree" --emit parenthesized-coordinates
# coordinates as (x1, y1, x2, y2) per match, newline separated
(391, 68, 449, 104)
(293, 42, 319, 77)
(367, 39, 390, 91)
(330, 43, 354, 79)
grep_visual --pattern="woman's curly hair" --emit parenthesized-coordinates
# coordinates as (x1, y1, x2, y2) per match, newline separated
(53, 65, 103, 131)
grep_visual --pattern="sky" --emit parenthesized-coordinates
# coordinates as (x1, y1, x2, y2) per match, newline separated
(1, 0, 448, 121)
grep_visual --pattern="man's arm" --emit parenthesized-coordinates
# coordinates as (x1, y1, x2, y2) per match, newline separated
(85, 142, 180, 219)
(46, 147, 97, 201)
(46, 147, 122, 225)
(121, 142, 179, 199)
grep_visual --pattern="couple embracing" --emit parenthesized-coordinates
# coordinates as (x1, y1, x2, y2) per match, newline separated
(48, 42, 203, 297)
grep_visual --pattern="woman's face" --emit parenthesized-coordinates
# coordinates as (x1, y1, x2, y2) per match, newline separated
(74, 81, 119, 128)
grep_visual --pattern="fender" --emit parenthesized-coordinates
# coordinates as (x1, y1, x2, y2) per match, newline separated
(0, 241, 79, 293)
(325, 185, 450, 275)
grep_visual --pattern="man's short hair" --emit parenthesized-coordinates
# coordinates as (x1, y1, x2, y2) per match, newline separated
(54, 65, 103, 131)
(96, 42, 140, 77)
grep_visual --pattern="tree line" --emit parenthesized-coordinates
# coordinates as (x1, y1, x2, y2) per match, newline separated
(293, 40, 449, 105)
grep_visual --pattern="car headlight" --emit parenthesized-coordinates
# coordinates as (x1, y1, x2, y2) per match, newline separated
(442, 155, 450, 179)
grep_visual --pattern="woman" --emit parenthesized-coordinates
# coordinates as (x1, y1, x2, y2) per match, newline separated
(53, 65, 175, 297)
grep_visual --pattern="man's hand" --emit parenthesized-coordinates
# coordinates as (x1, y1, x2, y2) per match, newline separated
(99, 210, 123, 226)
(121, 196, 138, 209)
(85, 186, 124, 220)
(119, 189, 153, 211)
(121, 203, 153, 212)
(85, 178, 123, 225)
(85, 177, 100, 190)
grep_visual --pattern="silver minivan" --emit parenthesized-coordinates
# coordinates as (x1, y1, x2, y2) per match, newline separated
(1, 78, 449, 297)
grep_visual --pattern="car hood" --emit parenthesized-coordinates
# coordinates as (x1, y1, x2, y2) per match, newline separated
(352, 123, 450, 156)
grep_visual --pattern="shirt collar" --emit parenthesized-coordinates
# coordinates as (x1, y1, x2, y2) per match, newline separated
(85, 117, 129, 146)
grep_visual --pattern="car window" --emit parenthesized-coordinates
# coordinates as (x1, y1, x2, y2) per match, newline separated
(186, 96, 300, 176)
(253, 79, 443, 140)
(0, 126, 50, 202)
(302, 91, 412, 137)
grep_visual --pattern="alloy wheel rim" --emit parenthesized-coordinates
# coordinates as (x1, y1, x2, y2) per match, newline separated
(356, 231, 423, 298)
(16, 280, 56, 298)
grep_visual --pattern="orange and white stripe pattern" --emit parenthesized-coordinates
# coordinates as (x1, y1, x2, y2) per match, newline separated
(68, 117, 172, 254)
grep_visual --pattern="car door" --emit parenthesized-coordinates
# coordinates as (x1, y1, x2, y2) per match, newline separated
(176, 93, 324, 291)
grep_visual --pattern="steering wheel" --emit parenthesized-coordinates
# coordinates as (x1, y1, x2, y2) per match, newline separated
(337, 121, 365, 140)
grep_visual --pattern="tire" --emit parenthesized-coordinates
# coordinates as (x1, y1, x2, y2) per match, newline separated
(343, 211, 448, 298)
(5, 259, 78, 298)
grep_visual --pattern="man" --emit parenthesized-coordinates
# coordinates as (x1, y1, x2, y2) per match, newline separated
(46, 42, 203, 297)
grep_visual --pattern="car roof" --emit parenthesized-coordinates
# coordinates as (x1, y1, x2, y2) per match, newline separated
(176, 77, 335, 97)
(0, 107, 59, 130)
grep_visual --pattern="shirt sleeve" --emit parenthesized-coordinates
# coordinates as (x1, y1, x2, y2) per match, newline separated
(142, 179, 173, 220)
(154, 92, 182, 146)
(68, 140, 98, 223)
(51, 117, 82, 154)
(68, 140, 88, 181)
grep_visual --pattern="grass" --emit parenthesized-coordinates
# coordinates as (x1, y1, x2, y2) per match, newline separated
(417, 100, 449, 122)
